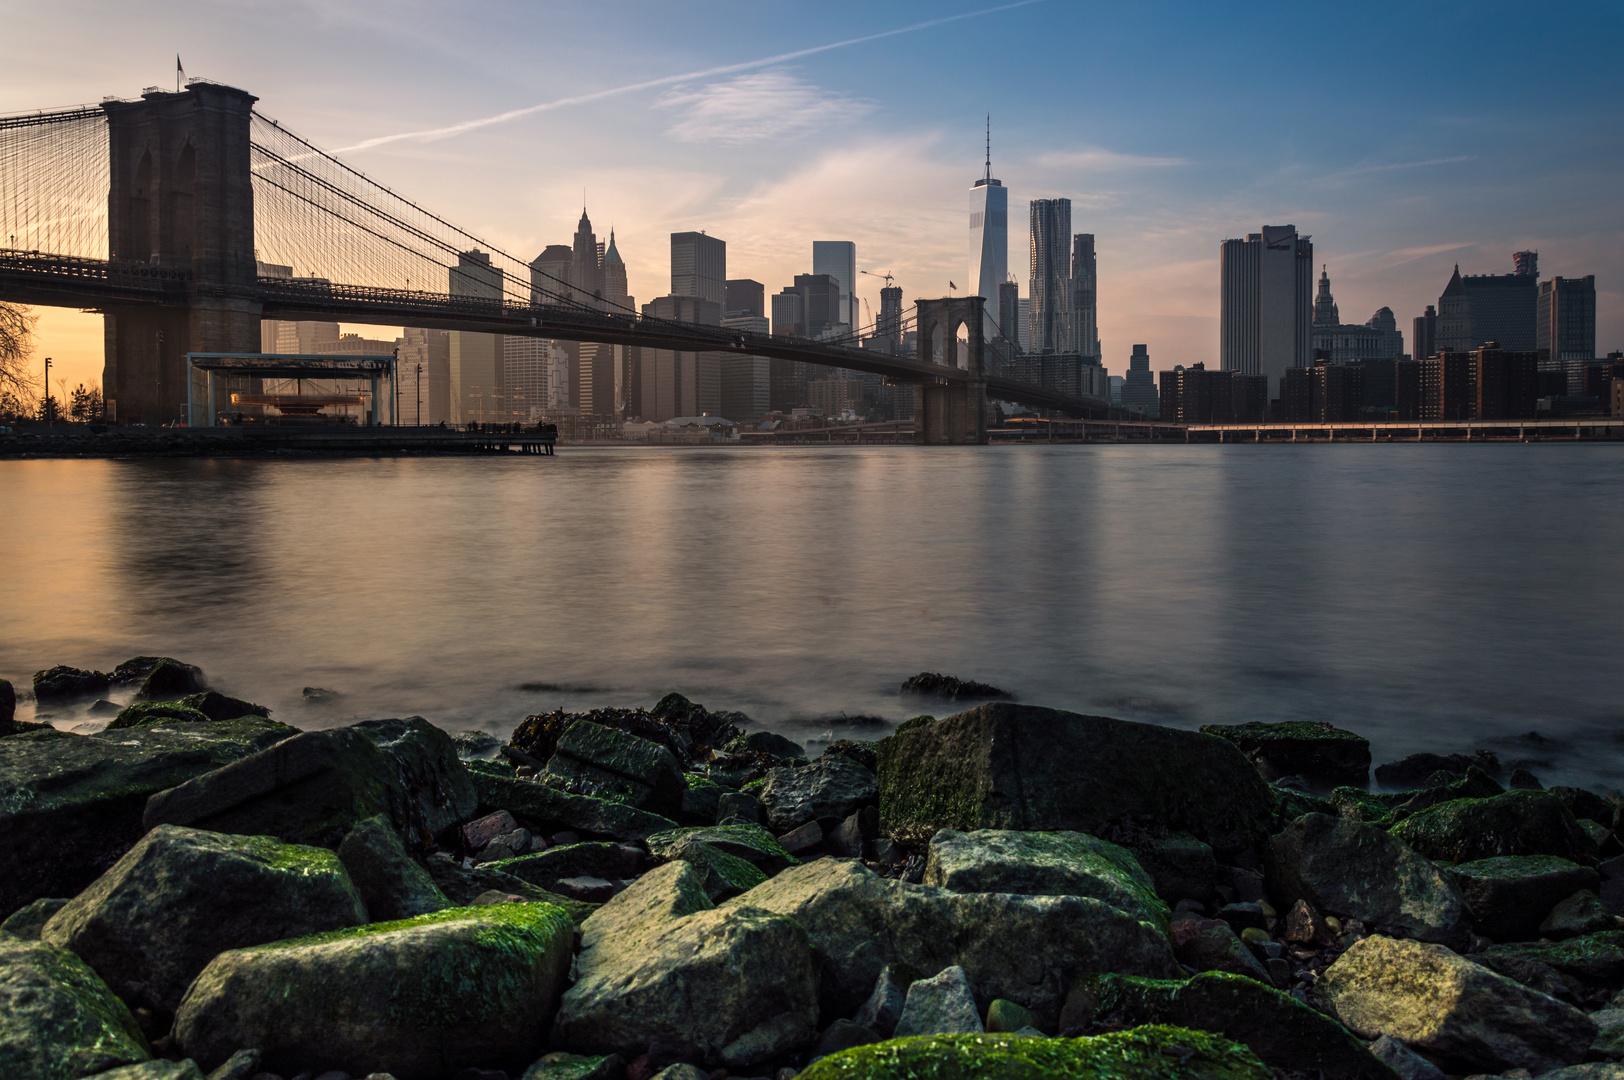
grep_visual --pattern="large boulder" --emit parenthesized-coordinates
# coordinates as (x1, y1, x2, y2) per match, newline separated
(892, 965, 983, 1037)
(106, 691, 270, 731)
(877, 703, 1275, 853)
(552, 861, 819, 1069)
(32, 664, 111, 705)
(0, 718, 297, 915)
(143, 718, 477, 849)
(540, 720, 685, 816)
(1199, 721, 1372, 789)
(724, 857, 1179, 1029)
(645, 824, 799, 876)
(487, 842, 641, 893)
(421, 855, 598, 925)
(133, 659, 207, 701)
(758, 756, 878, 834)
(0, 678, 16, 730)
(1266, 814, 1473, 950)
(0, 936, 151, 1080)
(473, 771, 677, 842)
(924, 828, 1168, 929)
(174, 903, 574, 1080)
(644, 835, 768, 902)
(1479, 931, 1624, 987)
(1391, 791, 1593, 864)
(1319, 935, 1597, 1074)
(1067, 971, 1399, 1080)
(797, 1026, 1272, 1080)
(41, 824, 367, 1013)
(336, 815, 452, 922)
(1447, 856, 1601, 942)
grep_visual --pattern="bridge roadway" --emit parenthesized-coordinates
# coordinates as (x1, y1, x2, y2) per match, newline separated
(0, 250, 1114, 420)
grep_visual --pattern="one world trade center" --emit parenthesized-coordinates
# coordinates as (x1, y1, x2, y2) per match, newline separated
(968, 117, 1008, 341)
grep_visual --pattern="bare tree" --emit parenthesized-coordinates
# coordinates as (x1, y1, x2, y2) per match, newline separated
(0, 302, 38, 401)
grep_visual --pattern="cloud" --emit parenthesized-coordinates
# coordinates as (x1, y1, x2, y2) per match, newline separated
(1033, 149, 1189, 171)
(1381, 242, 1475, 266)
(658, 71, 871, 145)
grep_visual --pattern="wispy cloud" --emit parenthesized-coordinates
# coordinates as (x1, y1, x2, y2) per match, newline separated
(1383, 241, 1474, 266)
(335, 1, 1044, 153)
(1034, 149, 1189, 171)
(658, 71, 870, 145)
(1331, 155, 1472, 179)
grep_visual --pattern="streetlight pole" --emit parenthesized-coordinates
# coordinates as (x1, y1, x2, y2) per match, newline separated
(42, 357, 52, 426)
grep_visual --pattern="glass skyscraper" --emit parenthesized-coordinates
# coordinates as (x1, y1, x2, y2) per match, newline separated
(1028, 198, 1072, 353)
(969, 132, 1008, 339)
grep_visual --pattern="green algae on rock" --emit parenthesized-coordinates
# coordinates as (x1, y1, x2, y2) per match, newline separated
(645, 823, 800, 875)
(0, 935, 151, 1080)
(337, 814, 452, 922)
(540, 720, 686, 816)
(1445, 855, 1600, 941)
(474, 771, 677, 841)
(174, 902, 574, 1080)
(103, 701, 212, 730)
(1390, 790, 1593, 864)
(797, 1026, 1273, 1080)
(1480, 930, 1624, 987)
(1199, 720, 1371, 788)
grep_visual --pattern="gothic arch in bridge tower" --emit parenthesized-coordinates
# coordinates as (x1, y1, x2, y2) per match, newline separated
(913, 296, 987, 445)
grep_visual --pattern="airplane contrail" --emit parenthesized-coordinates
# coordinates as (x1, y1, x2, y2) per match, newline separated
(336, 0, 1044, 153)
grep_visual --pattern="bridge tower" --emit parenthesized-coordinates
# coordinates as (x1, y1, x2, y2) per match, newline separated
(101, 84, 261, 425)
(914, 296, 988, 445)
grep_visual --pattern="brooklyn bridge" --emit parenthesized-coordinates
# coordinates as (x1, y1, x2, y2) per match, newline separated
(0, 80, 1119, 445)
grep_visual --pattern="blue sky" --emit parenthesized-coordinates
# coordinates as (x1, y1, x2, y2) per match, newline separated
(8, 0, 1622, 390)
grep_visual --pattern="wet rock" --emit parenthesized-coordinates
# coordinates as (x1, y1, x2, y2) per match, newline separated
(421, 856, 597, 925)
(1266, 814, 1473, 950)
(1173, 920, 1271, 981)
(0, 718, 297, 914)
(1137, 833, 1219, 904)
(85, 1061, 205, 1080)
(176, 691, 271, 723)
(645, 824, 799, 876)
(1480, 932, 1624, 987)
(893, 965, 983, 1037)
(1542, 891, 1617, 939)
(796, 1027, 1272, 1080)
(1391, 791, 1592, 864)
(41, 824, 366, 1013)
(463, 810, 520, 850)
(337, 815, 452, 922)
(726, 731, 806, 759)
(302, 686, 342, 705)
(1446, 857, 1600, 942)
(0, 678, 14, 727)
(175, 903, 574, 1080)
(1200, 720, 1372, 789)
(540, 721, 685, 817)
(679, 775, 722, 823)
(1369, 1035, 1445, 1080)
(1512, 768, 1545, 790)
(33, 664, 112, 705)
(649, 1067, 708, 1080)
(134, 659, 208, 701)
(0, 896, 68, 940)
(110, 656, 182, 690)
(1386, 766, 1507, 819)
(487, 842, 641, 893)
(779, 820, 824, 854)
(853, 963, 921, 1037)
(1551, 787, 1617, 830)
(510, 696, 742, 774)
(716, 791, 764, 827)
(1069, 971, 1400, 1080)
(1319, 935, 1597, 1074)
(450, 730, 503, 761)
(520, 1051, 625, 1080)
(1587, 1007, 1624, 1059)
(827, 807, 878, 859)
(810, 1018, 880, 1060)
(877, 703, 1276, 854)
(822, 739, 880, 773)
(758, 757, 878, 834)
(105, 701, 213, 729)
(553, 861, 819, 1069)
(554, 876, 618, 903)
(923, 828, 1169, 929)
(649, 836, 767, 902)
(1281, 898, 1334, 947)
(899, 672, 1013, 701)
(349, 718, 481, 842)
(0, 935, 152, 1079)
(1375, 751, 1502, 790)
(724, 857, 1179, 1029)
(1216, 903, 1267, 935)
(472, 772, 677, 842)
(472, 827, 535, 862)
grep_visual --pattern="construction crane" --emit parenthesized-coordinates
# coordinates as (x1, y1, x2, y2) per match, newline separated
(861, 269, 896, 288)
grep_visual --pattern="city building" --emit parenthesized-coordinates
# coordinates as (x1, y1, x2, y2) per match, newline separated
(1028, 198, 1073, 353)
(1473, 344, 1540, 420)
(1122, 344, 1159, 416)
(449, 250, 505, 424)
(1514, 250, 1539, 278)
(1108, 375, 1124, 404)
(996, 280, 1020, 348)
(530, 244, 574, 304)
(571, 210, 600, 302)
(1220, 225, 1313, 399)
(1413, 305, 1437, 361)
(671, 231, 726, 308)
(1436, 259, 1538, 353)
(640, 295, 723, 422)
(504, 336, 553, 420)
(398, 327, 449, 425)
(877, 285, 904, 355)
(812, 241, 859, 332)
(969, 126, 1008, 336)
(725, 279, 765, 318)
(1309, 269, 1404, 364)
(773, 274, 844, 340)
(1421, 351, 1474, 421)
(1537, 275, 1597, 371)
(720, 311, 771, 424)
(1395, 359, 1422, 420)
(1016, 298, 1030, 352)
(1071, 234, 1099, 359)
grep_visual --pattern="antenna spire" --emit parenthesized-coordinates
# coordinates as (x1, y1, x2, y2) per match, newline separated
(984, 114, 991, 182)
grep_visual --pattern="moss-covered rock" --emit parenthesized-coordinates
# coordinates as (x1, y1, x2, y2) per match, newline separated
(486, 841, 640, 893)
(473, 771, 677, 841)
(798, 1026, 1272, 1080)
(1137, 833, 1219, 904)
(1541, 889, 1617, 939)
(1319, 934, 1596, 1074)
(103, 700, 211, 730)
(1446, 855, 1599, 941)
(653, 835, 768, 901)
(1273, 786, 1336, 827)
(646, 823, 800, 875)
(32, 664, 111, 705)
(923, 829, 1169, 930)
(41, 824, 367, 1013)
(1266, 814, 1473, 950)
(758, 756, 879, 834)
(878, 704, 1275, 854)
(174, 902, 573, 1080)
(0, 718, 297, 915)
(0, 935, 151, 1080)
(680, 773, 723, 823)
(1068, 972, 1398, 1080)
(1479, 931, 1624, 987)
(1199, 721, 1371, 789)
(133, 659, 207, 701)
(1549, 786, 1617, 830)
(723, 857, 1179, 1029)
(86, 1062, 205, 1080)
(421, 855, 598, 925)
(1390, 790, 1593, 864)
(336, 814, 452, 922)
(540, 720, 686, 816)
(1327, 786, 1408, 824)
(553, 861, 819, 1069)
(522, 1051, 626, 1080)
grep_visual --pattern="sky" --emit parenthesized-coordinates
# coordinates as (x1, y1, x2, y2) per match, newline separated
(6, 0, 1622, 395)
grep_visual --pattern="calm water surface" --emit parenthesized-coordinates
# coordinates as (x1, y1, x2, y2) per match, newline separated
(3, 445, 1622, 789)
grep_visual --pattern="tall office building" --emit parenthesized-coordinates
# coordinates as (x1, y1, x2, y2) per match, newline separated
(878, 285, 904, 354)
(1437, 260, 1538, 352)
(812, 241, 858, 332)
(571, 211, 600, 302)
(1219, 225, 1313, 397)
(641, 295, 723, 421)
(504, 336, 553, 420)
(1016, 298, 1031, 352)
(726, 279, 765, 318)
(449, 250, 506, 424)
(1028, 199, 1072, 353)
(1122, 344, 1159, 416)
(721, 312, 771, 424)
(997, 281, 1020, 347)
(671, 232, 726, 308)
(530, 244, 573, 304)
(1071, 234, 1099, 358)
(969, 124, 1008, 336)
(773, 274, 844, 339)
(1537, 275, 1597, 363)
(1413, 305, 1437, 361)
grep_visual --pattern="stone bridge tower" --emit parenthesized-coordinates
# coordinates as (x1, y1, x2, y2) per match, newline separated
(913, 296, 988, 445)
(101, 83, 261, 425)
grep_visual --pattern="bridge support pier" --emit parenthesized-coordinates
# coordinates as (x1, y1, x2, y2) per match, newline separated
(913, 297, 987, 445)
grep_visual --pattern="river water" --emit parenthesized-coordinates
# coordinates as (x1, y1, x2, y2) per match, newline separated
(3, 445, 1622, 790)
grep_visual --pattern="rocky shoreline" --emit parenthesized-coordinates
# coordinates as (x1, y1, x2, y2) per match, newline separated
(4, 661, 1623, 1080)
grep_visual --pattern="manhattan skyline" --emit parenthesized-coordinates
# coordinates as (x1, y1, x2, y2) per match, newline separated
(5, 0, 1620, 394)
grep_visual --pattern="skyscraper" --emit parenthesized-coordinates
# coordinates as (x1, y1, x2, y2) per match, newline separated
(1219, 225, 1312, 397)
(812, 241, 858, 332)
(997, 280, 1020, 347)
(1071, 234, 1099, 358)
(571, 211, 600, 302)
(1436, 260, 1538, 352)
(449, 250, 505, 423)
(969, 119, 1008, 336)
(726, 279, 765, 318)
(671, 232, 726, 308)
(1122, 344, 1158, 416)
(1312, 266, 1339, 328)
(1538, 275, 1597, 364)
(1413, 305, 1437, 361)
(878, 285, 904, 354)
(1028, 198, 1072, 353)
